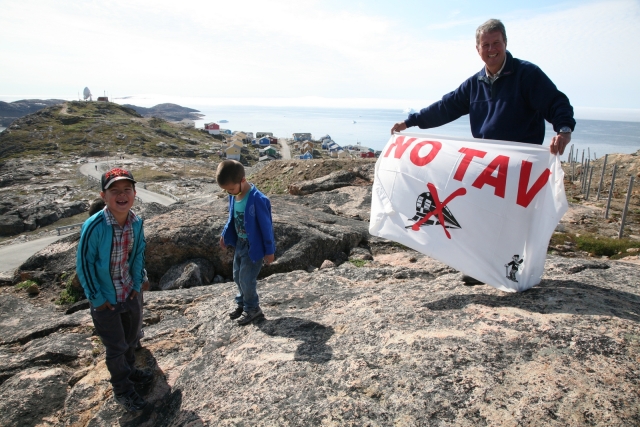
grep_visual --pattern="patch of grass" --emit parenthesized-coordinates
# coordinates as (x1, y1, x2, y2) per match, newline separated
(349, 259, 369, 267)
(56, 274, 83, 305)
(574, 234, 640, 258)
(15, 280, 38, 290)
(549, 232, 575, 247)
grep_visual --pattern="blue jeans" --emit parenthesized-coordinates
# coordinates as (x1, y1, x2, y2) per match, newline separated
(90, 296, 141, 394)
(233, 238, 263, 311)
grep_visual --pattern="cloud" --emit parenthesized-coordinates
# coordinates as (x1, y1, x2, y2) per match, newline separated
(0, 0, 638, 116)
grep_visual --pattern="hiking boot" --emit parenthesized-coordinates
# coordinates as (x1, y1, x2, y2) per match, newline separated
(229, 305, 244, 320)
(114, 389, 148, 412)
(129, 368, 154, 385)
(237, 308, 264, 326)
(462, 275, 484, 286)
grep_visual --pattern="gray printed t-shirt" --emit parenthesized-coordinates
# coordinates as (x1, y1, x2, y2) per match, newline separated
(233, 193, 248, 239)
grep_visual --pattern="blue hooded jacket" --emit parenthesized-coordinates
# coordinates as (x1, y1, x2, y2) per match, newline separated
(221, 185, 276, 263)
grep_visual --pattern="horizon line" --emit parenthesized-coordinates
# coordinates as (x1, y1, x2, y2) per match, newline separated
(1, 94, 639, 123)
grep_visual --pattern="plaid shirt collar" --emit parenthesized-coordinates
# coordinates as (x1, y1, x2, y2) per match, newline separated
(103, 208, 139, 228)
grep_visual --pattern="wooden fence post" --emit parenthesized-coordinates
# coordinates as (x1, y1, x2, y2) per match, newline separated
(619, 176, 635, 239)
(596, 154, 608, 201)
(605, 164, 617, 219)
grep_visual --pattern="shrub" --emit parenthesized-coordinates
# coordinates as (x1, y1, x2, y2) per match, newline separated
(56, 274, 83, 305)
(15, 280, 38, 290)
(575, 234, 640, 258)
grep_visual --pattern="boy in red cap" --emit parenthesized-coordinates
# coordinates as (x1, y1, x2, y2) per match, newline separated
(76, 167, 152, 412)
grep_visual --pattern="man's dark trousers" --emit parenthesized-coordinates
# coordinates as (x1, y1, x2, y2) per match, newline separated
(90, 296, 142, 394)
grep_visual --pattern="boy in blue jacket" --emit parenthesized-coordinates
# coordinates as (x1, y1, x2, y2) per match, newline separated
(76, 168, 152, 412)
(217, 160, 275, 326)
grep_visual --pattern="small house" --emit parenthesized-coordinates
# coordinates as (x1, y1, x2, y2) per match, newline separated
(252, 137, 270, 146)
(360, 151, 375, 158)
(220, 129, 233, 135)
(204, 123, 220, 135)
(300, 152, 313, 160)
(292, 133, 312, 142)
(256, 132, 273, 138)
(300, 141, 313, 153)
(260, 147, 278, 157)
(97, 96, 109, 102)
(268, 136, 278, 145)
(225, 145, 241, 161)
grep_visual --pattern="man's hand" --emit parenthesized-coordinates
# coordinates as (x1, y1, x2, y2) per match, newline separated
(264, 254, 275, 265)
(95, 301, 114, 311)
(219, 236, 226, 250)
(390, 122, 407, 135)
(550, 132, 571, 155)
(129, 290, 139, 300)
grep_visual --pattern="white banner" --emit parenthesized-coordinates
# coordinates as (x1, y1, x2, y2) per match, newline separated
(369, 133, 568, 292)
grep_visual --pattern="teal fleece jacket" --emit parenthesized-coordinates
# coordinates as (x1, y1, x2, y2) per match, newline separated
(76, 210, 146, 308)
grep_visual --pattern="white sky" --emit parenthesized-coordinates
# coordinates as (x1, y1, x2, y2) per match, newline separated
(1, 0, 639, 120)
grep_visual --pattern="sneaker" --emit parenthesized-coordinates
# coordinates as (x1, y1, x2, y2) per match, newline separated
(129, 368, 154, 385)
(229, 305, 244, 320)
(114, 389, 148, 412)
(462, 275, 484, 286)
(237, 308, 264, 326)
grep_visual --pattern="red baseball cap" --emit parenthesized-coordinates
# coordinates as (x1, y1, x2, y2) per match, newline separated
(101, 168, 136, 191)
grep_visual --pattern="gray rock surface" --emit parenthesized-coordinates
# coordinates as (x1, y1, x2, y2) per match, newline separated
(1, 252, 638, 426)
(0, 366, 72, 426)
(0, 295, 89, 345)
(158, 258, 215, 291)
(142, 197, 369, 283)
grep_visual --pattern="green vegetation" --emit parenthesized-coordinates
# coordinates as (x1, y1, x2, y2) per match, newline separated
(0, 101, 221, 161)
(550, 232, 640, 258)
(15, 280, 38, 290)
(349, 259, 369, 267)
(56, 273, 83, 305)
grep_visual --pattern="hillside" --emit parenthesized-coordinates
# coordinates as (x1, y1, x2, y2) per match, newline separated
(0, 99, 66, 127)
(0, 101, 224, 161)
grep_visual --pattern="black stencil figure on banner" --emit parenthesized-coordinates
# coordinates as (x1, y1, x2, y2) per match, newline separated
(505, 255, 524, 282)
(406, 183, 465, 239)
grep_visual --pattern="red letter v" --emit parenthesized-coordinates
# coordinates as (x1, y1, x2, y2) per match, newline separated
(516, 160, 552, 208)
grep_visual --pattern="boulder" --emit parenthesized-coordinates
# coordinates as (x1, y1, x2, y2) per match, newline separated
(158, 258, 215, 291)
(0, 295, 90, 345)
(0, 367, 72, 426)
(0, 214, 23, 236)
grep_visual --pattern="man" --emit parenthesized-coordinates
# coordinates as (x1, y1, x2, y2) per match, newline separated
(391, 19, 575, 156)
(390, 19, 575, 285)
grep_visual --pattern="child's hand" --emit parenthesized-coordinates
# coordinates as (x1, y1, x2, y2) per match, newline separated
(219, 236, 226, 249)
(129, 290, 139, 300)
(264, 254, 275, 265)
(95, 301, 114, 311)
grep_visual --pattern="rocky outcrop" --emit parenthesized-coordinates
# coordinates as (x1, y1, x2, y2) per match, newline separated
(0, 253, 639, 425)
(122, 103, 204, 122)
(0, 200, 88, 237)
(141, 197, 369, 283)
(288, 163, 375, 196)
(0, 99, 65, 127)
(158, 258, 215, 291)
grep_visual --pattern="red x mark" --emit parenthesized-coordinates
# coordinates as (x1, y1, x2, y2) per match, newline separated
(411, 183, 467, 239)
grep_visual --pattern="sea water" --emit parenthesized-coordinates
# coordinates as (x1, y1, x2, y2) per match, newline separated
(3, 100, 640, 162)
(176, 104, 640, 162)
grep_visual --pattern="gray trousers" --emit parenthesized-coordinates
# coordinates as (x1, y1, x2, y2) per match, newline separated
(90, 296, 142, 394)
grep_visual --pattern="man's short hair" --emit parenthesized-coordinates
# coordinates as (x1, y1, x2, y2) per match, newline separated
(476, 19, 507, 46)
(216, 160, 245, 186)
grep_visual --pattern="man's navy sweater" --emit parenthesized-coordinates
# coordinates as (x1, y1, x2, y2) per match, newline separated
(405, 51, 575, 145)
